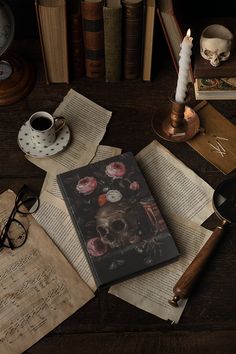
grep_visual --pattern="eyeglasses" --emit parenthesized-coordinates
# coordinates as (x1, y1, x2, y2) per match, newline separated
(0, 185, 40, 250)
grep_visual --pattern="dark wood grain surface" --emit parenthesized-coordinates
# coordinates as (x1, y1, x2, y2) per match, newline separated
(1, 40, 236, 354)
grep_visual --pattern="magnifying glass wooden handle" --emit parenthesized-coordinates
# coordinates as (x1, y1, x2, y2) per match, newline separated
(168, 220, 228, 307)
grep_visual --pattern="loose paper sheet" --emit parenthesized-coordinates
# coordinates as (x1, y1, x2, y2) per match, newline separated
(188, 100, 236, 174)
(135, 140, 214, 224)
(26, 89, 112, 174)
(33, 191, 97, 292)
(109, 140, 215, 323)
(41, 145, 122, 200)
(0, 190, 94, 354)
(109, 215, 212, 323)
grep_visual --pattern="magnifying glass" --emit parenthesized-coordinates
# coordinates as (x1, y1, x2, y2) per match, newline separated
(168, 178, 236, 307)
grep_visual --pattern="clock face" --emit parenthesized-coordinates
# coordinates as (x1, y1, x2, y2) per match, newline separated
(0, 60, 12, 80)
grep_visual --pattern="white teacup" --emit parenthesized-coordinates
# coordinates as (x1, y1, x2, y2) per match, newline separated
(29, 111, 66, 147)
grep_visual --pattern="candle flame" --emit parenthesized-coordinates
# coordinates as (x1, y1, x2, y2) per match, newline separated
(187, 28, 191, 37)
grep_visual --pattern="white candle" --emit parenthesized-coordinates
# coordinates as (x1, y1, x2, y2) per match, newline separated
(175, 29, 193, 103)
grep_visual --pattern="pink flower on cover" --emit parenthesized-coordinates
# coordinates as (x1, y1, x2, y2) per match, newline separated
(76, 176, 97, 195)
(129, 181, 140, 190)
(87, 237, 108, 257)
(105, 161, 126, 178)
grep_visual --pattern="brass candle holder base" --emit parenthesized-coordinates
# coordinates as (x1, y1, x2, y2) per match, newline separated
(151, 98, 200, 142)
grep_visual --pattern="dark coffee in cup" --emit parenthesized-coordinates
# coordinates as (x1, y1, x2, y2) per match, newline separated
(31, 117, 52, 131)
(29, 111, 66, 147)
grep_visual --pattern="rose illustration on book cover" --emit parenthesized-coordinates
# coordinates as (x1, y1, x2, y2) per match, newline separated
(57, 152, 179, 287)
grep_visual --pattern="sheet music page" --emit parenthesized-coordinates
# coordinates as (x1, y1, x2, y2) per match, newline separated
(41, 145, 122, 200)
(0, 190, 94, 354)
(135, 140, 214, 224)
(33, 191, 97, 292)
(109, 215, 212, 323)
(26, 89, 112, 174)
(109, 140, 214, 323)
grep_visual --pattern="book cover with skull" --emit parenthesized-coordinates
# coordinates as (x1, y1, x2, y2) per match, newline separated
(57, 152, 179, 287)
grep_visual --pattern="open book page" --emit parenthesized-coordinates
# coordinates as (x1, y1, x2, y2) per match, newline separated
(26, 89, 112, 175)
(0, 190, 94, 354)
(109, 140, 214, 322)
(109, 215, 212, 323)
(41, 145, 122, 200)
(33, 190, 97, 292)
(135, 140, 214, 224)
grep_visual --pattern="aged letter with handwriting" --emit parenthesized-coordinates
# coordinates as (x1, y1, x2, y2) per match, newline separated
(0, 190, 94, 354)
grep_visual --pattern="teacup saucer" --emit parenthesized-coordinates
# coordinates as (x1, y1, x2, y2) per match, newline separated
(17, 120, 71, 158)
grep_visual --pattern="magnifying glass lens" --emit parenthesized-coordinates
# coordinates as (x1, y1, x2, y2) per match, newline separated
(213, 178, 236, 224)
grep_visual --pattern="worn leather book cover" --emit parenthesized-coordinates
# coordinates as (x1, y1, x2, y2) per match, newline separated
(57, 152, 179, 288)
(122, 0, 144, 80)
(81, 0, 105, 78)
(103, 0, 122, 82)
(194, 78, 236, 100)
(67, 0, 85, 80)
(35, 0, 69, 83)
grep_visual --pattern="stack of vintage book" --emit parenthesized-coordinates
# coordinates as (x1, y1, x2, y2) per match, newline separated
(35, 0, 157, 83)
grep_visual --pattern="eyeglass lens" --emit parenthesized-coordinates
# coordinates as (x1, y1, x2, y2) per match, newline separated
(0, 186, 39, 249)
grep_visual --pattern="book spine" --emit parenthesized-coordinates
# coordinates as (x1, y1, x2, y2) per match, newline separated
(81, 0, 105, 79)
(35, 0, 69, 84)
(103, 3, 122, 82)
(142, 0, 155, 81)
(122, 0, 144, 80)
(67, 0, 85, 80)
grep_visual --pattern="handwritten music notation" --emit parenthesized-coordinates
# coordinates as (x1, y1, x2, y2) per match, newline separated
(0, 248, 71, 345)
(0, 190, 94, 354)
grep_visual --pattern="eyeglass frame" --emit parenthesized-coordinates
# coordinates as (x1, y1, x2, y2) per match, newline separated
(0, 185, 40, 250)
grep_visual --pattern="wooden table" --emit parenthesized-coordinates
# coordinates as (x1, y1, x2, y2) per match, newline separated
(1, 42, 236, 354)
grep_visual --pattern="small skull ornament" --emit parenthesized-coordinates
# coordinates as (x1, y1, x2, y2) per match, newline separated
(200, 24, 234, 67)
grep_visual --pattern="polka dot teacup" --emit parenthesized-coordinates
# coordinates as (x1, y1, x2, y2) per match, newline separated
(29, 111, 66, 147)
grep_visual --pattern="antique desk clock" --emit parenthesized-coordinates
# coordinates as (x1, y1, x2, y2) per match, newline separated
(0, 1, 34, 105)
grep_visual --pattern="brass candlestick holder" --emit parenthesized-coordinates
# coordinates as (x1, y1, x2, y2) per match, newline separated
(151, 94, 200, 142)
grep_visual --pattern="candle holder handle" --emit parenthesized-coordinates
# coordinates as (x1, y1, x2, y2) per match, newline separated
(151, 94, 200, 143)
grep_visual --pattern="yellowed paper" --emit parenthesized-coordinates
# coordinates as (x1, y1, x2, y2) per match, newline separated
(109, 140, 214, 323)
(33, 191, 97, 292)
(109, 215, 212, 323)
(0, 190, 94, 354)
(26, 89, 112, 174)
(36, 145, 122, 292)
(135, 140, 214, 224)
(41, 145, 122, 199)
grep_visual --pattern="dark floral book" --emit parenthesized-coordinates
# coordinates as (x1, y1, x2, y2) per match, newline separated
(57, 152, 179, 287)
